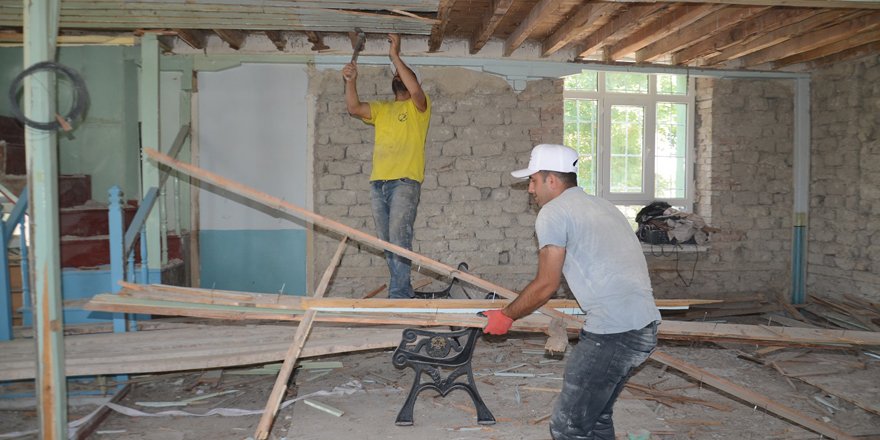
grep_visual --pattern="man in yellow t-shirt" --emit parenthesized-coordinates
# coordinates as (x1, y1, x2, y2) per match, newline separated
(342, 33, 431, 298)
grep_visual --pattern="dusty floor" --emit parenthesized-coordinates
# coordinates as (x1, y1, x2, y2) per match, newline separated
(1, 326, 879, 440)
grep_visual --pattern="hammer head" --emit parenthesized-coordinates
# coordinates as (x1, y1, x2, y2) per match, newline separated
(349, 28, 366, 63)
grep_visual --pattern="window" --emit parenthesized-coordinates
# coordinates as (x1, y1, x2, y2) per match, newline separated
(563, 70, 694, 218)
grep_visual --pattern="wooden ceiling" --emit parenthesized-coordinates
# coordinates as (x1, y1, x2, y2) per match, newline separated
(0, 0, 879, 71)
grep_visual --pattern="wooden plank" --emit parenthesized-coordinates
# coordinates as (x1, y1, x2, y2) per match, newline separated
(254, 238, 347, 440)
(264, 30, 286, 51)
(174, 29, 206, 49)
(84, 294, 880, 348)
(117, 281, 720, 309)
(142, 148, 582, 327)
(502, 0, 564, 57)
(600, 0, 880, 9)
(650, 351, 858, 440)
(0, 324, 407, 381)
(71, 384, 131, 440)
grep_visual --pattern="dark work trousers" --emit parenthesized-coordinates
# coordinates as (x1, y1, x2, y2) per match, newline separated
(549, 321, 659, 440)
(370, 178, 421, 299)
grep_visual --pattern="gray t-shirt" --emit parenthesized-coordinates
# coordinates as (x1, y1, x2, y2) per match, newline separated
(535, 187, 661, 334)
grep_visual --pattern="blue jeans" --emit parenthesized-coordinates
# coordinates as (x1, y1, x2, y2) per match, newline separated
(371, 178, 421, 299)
(550, 321, 659, 440)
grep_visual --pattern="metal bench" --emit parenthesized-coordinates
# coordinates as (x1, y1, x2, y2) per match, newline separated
(391, 326, 495, 426)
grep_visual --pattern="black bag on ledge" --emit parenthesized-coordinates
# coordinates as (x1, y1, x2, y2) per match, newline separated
(635, 201, 672, 245)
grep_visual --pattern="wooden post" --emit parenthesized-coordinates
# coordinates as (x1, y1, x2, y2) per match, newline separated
(253, 237, 348, 439)
(143, 148, 581, 327)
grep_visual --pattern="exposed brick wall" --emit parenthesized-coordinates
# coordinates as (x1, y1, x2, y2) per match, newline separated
(312, 66, 562, 296)
(654, 77, 795, 300)
(808, 54, 880, 301)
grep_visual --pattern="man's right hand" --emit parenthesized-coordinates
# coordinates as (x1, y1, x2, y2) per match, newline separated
(481, 309, 514, 335)
(342, 62, 358, 82)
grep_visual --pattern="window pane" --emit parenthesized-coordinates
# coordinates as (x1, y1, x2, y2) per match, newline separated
(606, 72, 648, 94)
(563, 71, 597, 91)
(657, 74, 687, 95)
(610, 105, 644, 193)
(616, 205, 643, 231)
(655, 103, 687, 198)
(563, 98, 598, 194)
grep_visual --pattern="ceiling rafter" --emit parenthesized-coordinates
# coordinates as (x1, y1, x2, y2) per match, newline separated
(214, 28, 246, 50)
(635, 5, 768, 62)
(541, 2, 620, 57)
(740, 11, 880, 67)
(470, 0, 514, 54)
(671, 7, 818, 65)
(773, 27, 880, 69)
(174, 29, 206, 50)
(427, 0, 455, 52)
(598, 0, 880, 8)
(264, 30, 286, 51)
(808, 40, 880, 69)
(605, 3, 721, 60)
(700, 9, 854, 66)
(305, 31, 329, 51)
(576, 3, 669, 59)
(503, 0, 565, 57)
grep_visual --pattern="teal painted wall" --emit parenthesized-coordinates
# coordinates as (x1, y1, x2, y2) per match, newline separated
(199, 229, 307, 295)
(0, 46, 141, 201)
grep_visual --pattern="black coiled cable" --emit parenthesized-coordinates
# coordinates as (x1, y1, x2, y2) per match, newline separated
(7, 61, 90, 131)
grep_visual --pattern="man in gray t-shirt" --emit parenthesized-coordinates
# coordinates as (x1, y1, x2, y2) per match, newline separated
(482, 144, 661, 440)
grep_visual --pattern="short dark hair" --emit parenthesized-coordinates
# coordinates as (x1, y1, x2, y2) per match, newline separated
(538, 170, 578, 188)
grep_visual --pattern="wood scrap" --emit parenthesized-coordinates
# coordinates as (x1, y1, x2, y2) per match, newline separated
(254, 237, 347, 440)
(361, 284, 386, 299)
(649, 351, 858, 440)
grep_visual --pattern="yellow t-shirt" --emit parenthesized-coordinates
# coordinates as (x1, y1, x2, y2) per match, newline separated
(365, 95, 431, 182)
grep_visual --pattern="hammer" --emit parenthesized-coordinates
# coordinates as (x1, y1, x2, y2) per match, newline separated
(349, 28, 366, 63)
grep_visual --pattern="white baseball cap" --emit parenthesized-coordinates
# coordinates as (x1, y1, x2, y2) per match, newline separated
(511, 144, 579, 179)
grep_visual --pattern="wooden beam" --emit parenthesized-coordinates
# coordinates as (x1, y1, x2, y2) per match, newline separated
(740, 11, 880, 67)
(427, 0, 455, 52)
(606, 4, 721, 60)
(700, 9, 852, 66)
(650, 351, 858, 440)
(503, 0, 564, 57)
(304, 31, 329, 51)
(254, 238, 348, 440)
(599, 0, 880, 9)
(808, 40, 880, 69)
(117, 281, 719, 310)
(85, 294, 880, 348)
(213, 28, 246, 50)
(635, 6, 768, 63)
(670, 7, 816, 65)
(174, 29, 206, 49)
(71, 385, 131, 440)
(264, 30, 286, 51)
(142, 148, 581, 326)
(576, 3, 668, 59)
(470, 0, 514, 54)
(541, 2, 619, 57)
(773, 27, 880, 68)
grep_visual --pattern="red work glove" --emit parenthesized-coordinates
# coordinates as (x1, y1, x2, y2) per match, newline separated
(481, 309, 514, 335)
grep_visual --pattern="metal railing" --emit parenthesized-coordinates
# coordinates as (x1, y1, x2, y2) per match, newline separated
(0, 186, 29, 341)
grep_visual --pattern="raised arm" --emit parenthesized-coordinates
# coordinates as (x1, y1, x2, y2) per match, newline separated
(342, 62, 371, 119)
(388, 34, 427, 112)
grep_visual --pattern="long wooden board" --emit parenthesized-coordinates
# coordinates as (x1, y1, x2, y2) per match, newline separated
(84, 294, 880, 347)
(118, 281, 718, 310)
(143, 148, 580, 327)
(0, 324, 407, 381)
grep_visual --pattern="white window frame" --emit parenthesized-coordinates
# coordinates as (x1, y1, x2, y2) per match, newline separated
(564, 72, 696, 211)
